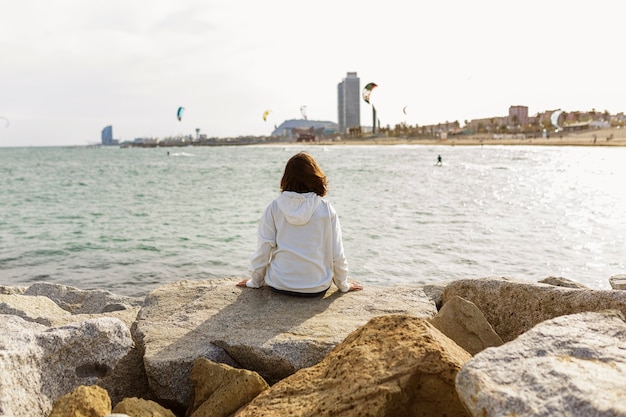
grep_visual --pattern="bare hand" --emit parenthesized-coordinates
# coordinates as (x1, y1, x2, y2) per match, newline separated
(236, 279, 249, 287)
(349, 282, 363, 292)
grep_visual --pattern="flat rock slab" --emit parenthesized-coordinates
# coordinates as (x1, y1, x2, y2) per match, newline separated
(132, 278, 436, 406)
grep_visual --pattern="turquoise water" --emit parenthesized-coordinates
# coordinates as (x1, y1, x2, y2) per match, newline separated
(1, 144, 625, 296)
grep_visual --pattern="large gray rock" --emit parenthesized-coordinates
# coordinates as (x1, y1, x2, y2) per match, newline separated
(0, 315, 132, 417)
(443, 276, 626, 341)
(456, 310, 626, 417)
(132, 278, 436, 407)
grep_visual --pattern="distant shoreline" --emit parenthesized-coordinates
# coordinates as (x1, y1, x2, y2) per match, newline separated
(306, 127, 626, 147)
(107, 127, 626, 149)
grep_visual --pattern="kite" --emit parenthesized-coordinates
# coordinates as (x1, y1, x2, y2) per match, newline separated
(362, 82, 377, 104)
(550, 109, 563, 130)
(402, 106, 408, 115)
(263, 109, 271, 122)
(0, 116, 8, 128)
(300, 105, 307, 120)
(177, 107, 185, 121)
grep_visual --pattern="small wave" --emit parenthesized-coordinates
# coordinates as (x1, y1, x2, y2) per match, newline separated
(168, 152, 195, 157)
(136, 244, 159, 252)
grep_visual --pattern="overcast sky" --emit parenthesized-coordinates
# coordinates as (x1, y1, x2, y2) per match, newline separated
(1, 0, 625, 147)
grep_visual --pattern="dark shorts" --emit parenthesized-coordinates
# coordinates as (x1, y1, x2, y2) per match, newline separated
(269, 286, 329, 298)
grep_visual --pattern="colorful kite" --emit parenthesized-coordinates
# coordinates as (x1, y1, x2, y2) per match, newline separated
(550, 109, 563, 130)
(177, 107, 185, 122)
(263, 109, 271, 122)
(362, 82, 377, 104)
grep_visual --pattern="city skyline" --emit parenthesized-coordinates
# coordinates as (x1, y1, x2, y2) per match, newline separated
(1, 0, 626, 147)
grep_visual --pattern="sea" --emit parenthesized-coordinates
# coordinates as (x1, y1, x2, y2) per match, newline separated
(1, 144, 625, 297)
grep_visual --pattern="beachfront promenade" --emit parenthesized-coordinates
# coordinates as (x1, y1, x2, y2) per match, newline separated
(321, 127, 626, 147)
(119, 127, 626, 149)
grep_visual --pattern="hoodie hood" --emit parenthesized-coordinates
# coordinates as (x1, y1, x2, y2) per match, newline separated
(276, 191, 321, 225)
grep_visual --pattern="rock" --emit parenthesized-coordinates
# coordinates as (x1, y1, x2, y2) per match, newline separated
(538, 276, 589, 289)
(0, 284, 26, 295)
(429, 295, 503, 355)
(0, 315, 132, 417)
(112, 397, 176, 417)
(24, 281, 144, 314)
(96, 346, 156, 407)
(422, 281, 452, 309)
(235, 314, 471, 417)
(0, 281, 143, 330)
(186, 358, 269, 417)
(443, 276, 626, 342)
(48, 385, 111, 417)
(133, 278, 436, 407)
(0, 293, 72, 326)
(609, 274, 626, 290)
(456, 310, 626, 417)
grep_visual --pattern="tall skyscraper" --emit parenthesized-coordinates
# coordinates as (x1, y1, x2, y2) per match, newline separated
(337, 72, 360, 133)
(101, 125, 113, 145)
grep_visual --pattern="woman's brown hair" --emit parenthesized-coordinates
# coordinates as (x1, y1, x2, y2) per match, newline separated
(280, 152, 327, 197)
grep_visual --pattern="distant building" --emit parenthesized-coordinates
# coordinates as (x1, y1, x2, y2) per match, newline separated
(337, 72, 360, 133)
(271, 119, 339, 139)
(509, 105, 529, 126)
(101, 125, 118, 146)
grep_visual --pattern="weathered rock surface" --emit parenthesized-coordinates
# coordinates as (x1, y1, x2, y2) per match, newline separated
(610, 274, 626, 290)
(0, 293, 73, 326)
(456, 310, 626, 417)
(0, 284, 26, 295)
(48, 385, 112, 417)
(235, 314, 472, 417)
(96, 345, 157, 408)
(443, 276, 626, 341)
(538, 275, 589, 289)
(112, 397, 177, 417)
(422, 281, 451, 309)
(132, 278, 436, 407)
(187, 358, 269, 417)
(0, 315, 132, 417)
(5, 275, 626, 416)
(134, 279, 436, 405)
(0, 281, 142, 328)
(24, 281, 144, 314)
(429, 295, 503, 355)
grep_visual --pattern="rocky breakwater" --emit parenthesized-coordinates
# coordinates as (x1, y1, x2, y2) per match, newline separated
(1, 276, 626, 416)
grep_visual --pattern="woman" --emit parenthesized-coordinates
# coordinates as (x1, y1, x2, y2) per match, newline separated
(237, 151, 362, 296)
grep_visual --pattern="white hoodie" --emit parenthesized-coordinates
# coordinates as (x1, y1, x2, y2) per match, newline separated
(247, 191, 350, 293)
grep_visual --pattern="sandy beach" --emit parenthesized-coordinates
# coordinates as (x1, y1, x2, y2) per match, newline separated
(313, 127, 626, 147)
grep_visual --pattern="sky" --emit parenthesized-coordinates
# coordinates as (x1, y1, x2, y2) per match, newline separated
(1, 0, 625, 147)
